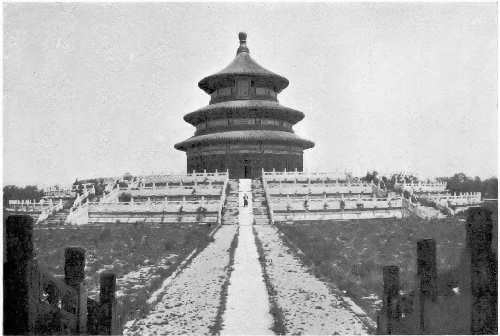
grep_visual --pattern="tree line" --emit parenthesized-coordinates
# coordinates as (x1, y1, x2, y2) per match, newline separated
(438, 173, 497, 199)
(3, 185, 44, 207)
(361, 171, 497, 199)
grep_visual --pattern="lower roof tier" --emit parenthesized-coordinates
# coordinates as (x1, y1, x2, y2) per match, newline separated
(183, 100, 305, 126)
(174, 130, 314, 152)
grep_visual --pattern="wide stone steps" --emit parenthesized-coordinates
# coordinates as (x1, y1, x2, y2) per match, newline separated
(45, 209, 70, 225)
(222, 180, 239, 225)
(251, 179, 270, 225)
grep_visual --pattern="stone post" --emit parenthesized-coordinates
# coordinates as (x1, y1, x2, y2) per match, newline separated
(382, 265, 400, 334)
(65, 247, 87, 333)
(467, 208, 496, 334)
(99, 271, 117, 335)
(417, 239, 437, 334)
(4, 215, 37, 335)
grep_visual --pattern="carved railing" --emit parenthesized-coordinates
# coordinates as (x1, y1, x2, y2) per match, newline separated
(136, 170, 229, 185)
(88, 200, 221, 213)
(260, 171, 274, 224)
(37, 199, 65, 224)
(6, 200, 53, 213)
(127, 185, 224, 197)
(217, 176, 230, 225)
(266, 183, 374, 196)
(4, 215, 118, 335)
(262, 169, 347, 181)
(419, 192, 482, 206)
(398, 182, 448, 194)
(271, 197, 403, 212)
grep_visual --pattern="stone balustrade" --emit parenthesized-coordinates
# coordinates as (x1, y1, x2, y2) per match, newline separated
(88, 200, 220, 213)
(266, 183, 373, 195)
(136, 170, 229, 185)
(420, 192, 482, 206)
(262, 169, 347, 183)
(128, 185, 224, 197)
(400, 182, 447, 193)
(7, 199, 56, 212)
(271, 196, 402, 212)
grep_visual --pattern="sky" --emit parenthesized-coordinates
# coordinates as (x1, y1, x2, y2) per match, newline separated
(3, 2, 498, 187)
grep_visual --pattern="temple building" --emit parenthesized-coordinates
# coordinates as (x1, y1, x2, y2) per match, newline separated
(175, 32, 314, 179)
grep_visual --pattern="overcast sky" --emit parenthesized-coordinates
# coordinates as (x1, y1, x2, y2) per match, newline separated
(4, 2, 497, 186)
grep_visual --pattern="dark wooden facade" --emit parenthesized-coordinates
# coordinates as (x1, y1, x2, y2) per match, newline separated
(187, 152, 303, 179)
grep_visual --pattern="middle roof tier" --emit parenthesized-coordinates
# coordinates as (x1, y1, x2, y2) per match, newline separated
(183, 99, 305, 126)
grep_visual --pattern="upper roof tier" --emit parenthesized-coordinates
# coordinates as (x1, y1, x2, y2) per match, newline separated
(198, 32, 289, 94)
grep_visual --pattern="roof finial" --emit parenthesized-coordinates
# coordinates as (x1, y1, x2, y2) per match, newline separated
(237, 32, 249, 55)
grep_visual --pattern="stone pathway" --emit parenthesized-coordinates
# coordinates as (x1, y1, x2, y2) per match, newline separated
(123, 225, 237, 335)
(221, 179, 273, 335)
(254, 225, 370, 335)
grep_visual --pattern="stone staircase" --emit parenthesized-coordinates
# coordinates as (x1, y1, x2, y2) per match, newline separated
(251, 179, 271, 225)
(222, 180, 239, 225)
(45, 209, 71, 226)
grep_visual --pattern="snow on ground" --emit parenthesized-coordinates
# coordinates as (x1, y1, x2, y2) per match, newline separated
(221, 179, 273, 335)
(123, 225, 237, 335)
(86, 255, 178, 300)
(255, 225, 369, 335)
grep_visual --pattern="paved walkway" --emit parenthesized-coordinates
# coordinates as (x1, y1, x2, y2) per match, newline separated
(221, 179, 273, 335)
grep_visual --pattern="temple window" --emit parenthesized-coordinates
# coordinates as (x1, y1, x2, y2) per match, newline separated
(236, 79, 250, 98)
(256, 87, 266, 96)
(219, 87, 231, 96)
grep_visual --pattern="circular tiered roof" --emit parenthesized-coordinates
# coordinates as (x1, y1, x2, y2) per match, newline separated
(198, 33, 289, 94)
(174, 130, 314, 151)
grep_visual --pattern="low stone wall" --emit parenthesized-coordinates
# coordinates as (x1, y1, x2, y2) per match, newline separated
(88, 212, 218, 224)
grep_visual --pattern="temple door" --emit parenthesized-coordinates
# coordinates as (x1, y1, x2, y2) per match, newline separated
(244, 160, 251, 179)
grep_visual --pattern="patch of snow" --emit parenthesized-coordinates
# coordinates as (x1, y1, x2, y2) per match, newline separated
(124, 225, 237, 335)
(146, 249, 198, 306)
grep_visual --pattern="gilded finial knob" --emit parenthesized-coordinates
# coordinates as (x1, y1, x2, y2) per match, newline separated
(237, 32, 249, 54)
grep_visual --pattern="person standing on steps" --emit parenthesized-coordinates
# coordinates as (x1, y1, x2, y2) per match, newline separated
(243, 194, 249, 207)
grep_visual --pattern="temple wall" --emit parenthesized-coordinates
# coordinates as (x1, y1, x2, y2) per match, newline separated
(186, 149, 303, 179)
